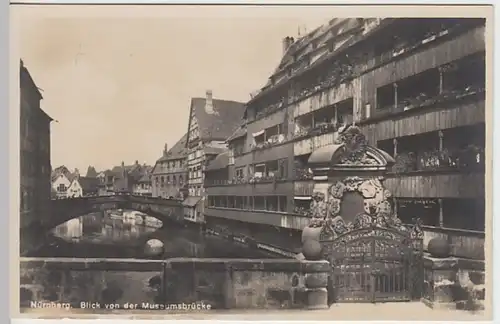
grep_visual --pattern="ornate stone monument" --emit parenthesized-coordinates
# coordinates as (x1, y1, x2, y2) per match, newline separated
(300, 125, 424, 304)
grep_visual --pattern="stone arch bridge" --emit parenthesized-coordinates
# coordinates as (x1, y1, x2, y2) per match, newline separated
(47, 194, 183, 230)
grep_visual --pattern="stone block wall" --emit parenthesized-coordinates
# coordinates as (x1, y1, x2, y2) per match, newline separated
(422, 256, 485, 311)
(164, 258, 330, 309)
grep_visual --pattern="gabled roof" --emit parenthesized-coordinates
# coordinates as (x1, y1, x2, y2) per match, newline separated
(74, 176, 99, 194)
(187, 97, 246, 143)
(51, 165, 77, 183)
(158, 133, 188, 162)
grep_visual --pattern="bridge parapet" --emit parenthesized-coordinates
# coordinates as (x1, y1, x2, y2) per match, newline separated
(20, 257, 330, 311)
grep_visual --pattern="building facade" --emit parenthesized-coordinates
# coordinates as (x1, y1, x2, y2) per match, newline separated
(67, 176, 99, 197)
(51, 166, 74, 199)
(151, 135, 188, 199)
(95, 161, 151, 195)
(20, 60, 53, 230)
(204, 18, 486, 253)
(133, 167, 153, 196)
(184, 90, 245, 224)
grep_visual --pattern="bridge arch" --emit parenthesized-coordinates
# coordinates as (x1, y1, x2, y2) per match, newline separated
(48, 194, 183, 230)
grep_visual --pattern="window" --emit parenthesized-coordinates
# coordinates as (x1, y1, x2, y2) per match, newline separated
(235, 168, 244, 180)
(235, 196, 244, 209)
(336, 98, 354, 125)
(172, 176, 177, 185)
(57, 184, 67, 192)
(254, 164, 265, 178)
(227, 196, 235, 209)
(161, 176, 165, 188)
(179, 175, 183, 185)
(442, 198, 485, 231)
(395, 198, 439, 226)
(166, 176, 170, 184)
(279, 196, 287, 212)
(254, 196, 265, 210)
(267, 196, 278, 212)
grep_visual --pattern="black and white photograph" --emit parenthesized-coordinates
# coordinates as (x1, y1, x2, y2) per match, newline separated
(12, 4, 492, 320)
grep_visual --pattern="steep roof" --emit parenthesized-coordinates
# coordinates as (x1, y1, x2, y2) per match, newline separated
(158, 133, 188, 162)
(188, 97, 246, 143)
(248, 18, 388, 104)
(76, 176, 99, 194)
(86, 166, 98, 178)
(51, 165, 77, 183)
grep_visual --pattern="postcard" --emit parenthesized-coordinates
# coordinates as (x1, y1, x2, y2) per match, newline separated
(10, 3, 493, 321)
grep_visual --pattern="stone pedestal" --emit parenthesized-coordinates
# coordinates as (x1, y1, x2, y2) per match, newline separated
(422, 255, 485, 311)
(304, 270, 329, 309)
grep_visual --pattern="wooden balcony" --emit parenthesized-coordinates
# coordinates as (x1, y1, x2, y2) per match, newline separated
(291, 82, 353, 118)
(204, 207, 310, 230)
(363, 98, 485, 142)
(293, 132, 338, 156)
(421, 226, 484, 260)
(362, 25, 485, 93)
(252, 142, 293, 164)
(294, 180, 314, 196)
(384, 172, 484, 198)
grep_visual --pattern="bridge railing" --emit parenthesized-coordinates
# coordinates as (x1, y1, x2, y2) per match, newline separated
(419, 225, 484, 260)
(20, 257, 330, 311)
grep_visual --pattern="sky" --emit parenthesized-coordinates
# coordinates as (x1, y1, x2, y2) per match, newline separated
(14, 5, 342, 173)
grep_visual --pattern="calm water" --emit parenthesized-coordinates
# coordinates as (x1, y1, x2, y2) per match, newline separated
(31, 209, 277, 259)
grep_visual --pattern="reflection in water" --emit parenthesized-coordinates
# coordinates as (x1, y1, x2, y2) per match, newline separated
(33, 209, 276, 259)
(52, 210, 162, 245)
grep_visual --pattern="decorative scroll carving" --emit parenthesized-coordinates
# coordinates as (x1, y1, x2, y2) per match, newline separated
(333, 126, 379, 166)
(308, 173, 423, 242)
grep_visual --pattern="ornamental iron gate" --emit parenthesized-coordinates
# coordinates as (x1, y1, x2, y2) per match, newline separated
(320, 217, 424, 303)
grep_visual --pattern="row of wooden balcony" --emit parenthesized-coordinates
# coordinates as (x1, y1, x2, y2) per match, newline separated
(237, 87, 484, 163)
(248, 23, 484, 124)
(205, 171, 484, 199)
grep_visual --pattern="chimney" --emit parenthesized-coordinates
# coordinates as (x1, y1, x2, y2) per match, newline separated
(135, 160, 139, 165)
(163, 143, 169, 157)
(282, 36, 294, 55)
(205, 90, 214, 114)
(121, 161, 125, 167)
(74, 168, 79, 176)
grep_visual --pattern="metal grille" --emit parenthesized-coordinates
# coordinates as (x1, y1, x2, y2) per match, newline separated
(324, 227, 423, 303)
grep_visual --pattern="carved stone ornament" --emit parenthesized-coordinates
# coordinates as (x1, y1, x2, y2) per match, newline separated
(303, 124, 422, 245)
(308, 175, 423, 242)
(334, 126, 380, 166)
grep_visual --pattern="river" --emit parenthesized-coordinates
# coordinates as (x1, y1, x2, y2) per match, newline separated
(29, 209, 277, 259)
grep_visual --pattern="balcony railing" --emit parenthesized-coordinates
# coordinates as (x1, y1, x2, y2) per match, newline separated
(292, 122, 338, 141)
(375, 84, 485, 119)
(294, 168, 314, 181)
(416, 225, 484, 260)
(391, 145, 484, 174)
(253, 98, 286, 122)
(250, 134, 287, 152)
